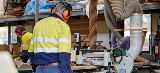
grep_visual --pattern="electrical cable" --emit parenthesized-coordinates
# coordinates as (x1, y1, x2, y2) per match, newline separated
(81, 16, 96, 42)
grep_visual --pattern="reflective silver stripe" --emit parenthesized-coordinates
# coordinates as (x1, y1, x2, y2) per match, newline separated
(30, 39, 33, 44)
(32, 37, 71, 45)
(23, 45, 30, 48)
(33, 37, 58, 44)
(58, 38, 71, 45)
(34, 48, 58, 53)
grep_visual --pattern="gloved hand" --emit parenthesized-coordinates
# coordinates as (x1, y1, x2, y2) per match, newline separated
(111, 0, 143, 20)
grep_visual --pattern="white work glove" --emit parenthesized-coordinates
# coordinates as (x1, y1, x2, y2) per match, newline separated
(111, 0, 143, 20)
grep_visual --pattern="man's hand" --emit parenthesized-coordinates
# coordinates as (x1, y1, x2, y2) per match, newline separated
(15, 57, 22, 61)
(142, 59, 152, 65)
(111, 47, 113, 49)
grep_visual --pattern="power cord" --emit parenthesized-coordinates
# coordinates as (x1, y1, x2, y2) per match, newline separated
(81, 16, 96, 42)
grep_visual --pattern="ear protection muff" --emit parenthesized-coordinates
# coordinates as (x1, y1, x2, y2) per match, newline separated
(63, 10, 71, 19)
(62, 2, 71, 19)
(51, 6, 55, 13)
(51, 9, 55, 13)
(16, 29, 22, 35)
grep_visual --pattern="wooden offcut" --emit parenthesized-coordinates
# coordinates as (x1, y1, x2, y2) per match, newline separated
(71, 66, 102, 68)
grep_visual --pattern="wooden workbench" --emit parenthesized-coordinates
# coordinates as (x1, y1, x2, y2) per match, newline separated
(71, 62, 160, 69)
(134, 62, 160, 66)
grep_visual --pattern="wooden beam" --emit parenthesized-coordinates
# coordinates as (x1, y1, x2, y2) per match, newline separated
(89, 0, 98, 49)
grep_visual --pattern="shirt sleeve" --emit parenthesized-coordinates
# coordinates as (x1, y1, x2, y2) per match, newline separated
(58, 24, 71, 73)
(28, 29, 36, 72)
(58, 25, 71, 53)
(28, 29, 34, 53)
(124, 40, 130, 50)
(20, 50, 28, 62)
(28, 52, 37, 72)
(113, 43, 117, 48)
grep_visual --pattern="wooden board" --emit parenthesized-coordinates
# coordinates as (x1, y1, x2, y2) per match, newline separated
(134, 62, 160, 66)
(71, 66, 102, 69)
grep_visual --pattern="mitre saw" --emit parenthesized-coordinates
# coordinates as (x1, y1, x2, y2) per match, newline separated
(75, 47, 134, 73)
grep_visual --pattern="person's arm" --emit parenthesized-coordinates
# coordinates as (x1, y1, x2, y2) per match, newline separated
(16, 40, 29, 62)
(112, 43, 117, 48)
(20, 50, 28, 62)
(58, 25, 71, 73)
(28, 29, 37, 72)
(124, 41, 130, 50)
(135, 56, 152, 65)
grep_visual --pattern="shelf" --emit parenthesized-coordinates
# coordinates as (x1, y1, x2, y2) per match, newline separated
(0, 3, 160, 22)
(46, 1, 87, 6)
(142, 4, 160, 10)
(141, 3, 160, 13)
(0, 10, 104, 22)
(6, 2, 21, 4)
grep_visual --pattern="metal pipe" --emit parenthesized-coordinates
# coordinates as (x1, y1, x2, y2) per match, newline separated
(104, 0, 117, 45)
(127, 13, 143, 60)
(35, 0, 39, 24)
(104, 1, 123, 40)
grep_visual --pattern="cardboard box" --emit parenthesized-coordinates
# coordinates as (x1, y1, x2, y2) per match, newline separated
(10, 45, 20, 55)
(0, 45, 10, 51)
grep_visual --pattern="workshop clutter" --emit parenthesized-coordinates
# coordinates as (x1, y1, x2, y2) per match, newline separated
(1, 0, 31, 16)
(24, 0, 85, 15)
(24, 0, 56, 15)
(12, 0, 31, 16)
(13, 7, 25, 16)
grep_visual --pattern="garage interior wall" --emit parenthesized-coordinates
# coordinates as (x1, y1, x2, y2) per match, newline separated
(97, 21, 110, 49)
(69, 14, 110, 49)
(23, 21, 34, 33)
(152, 13, 160, 34)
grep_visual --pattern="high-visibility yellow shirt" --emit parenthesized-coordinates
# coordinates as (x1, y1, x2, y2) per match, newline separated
(21, 32, 32, 50)
(28, 17, 71, 65)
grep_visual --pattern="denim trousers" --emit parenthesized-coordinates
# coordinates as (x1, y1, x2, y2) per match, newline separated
(36, 65, 62, 73)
